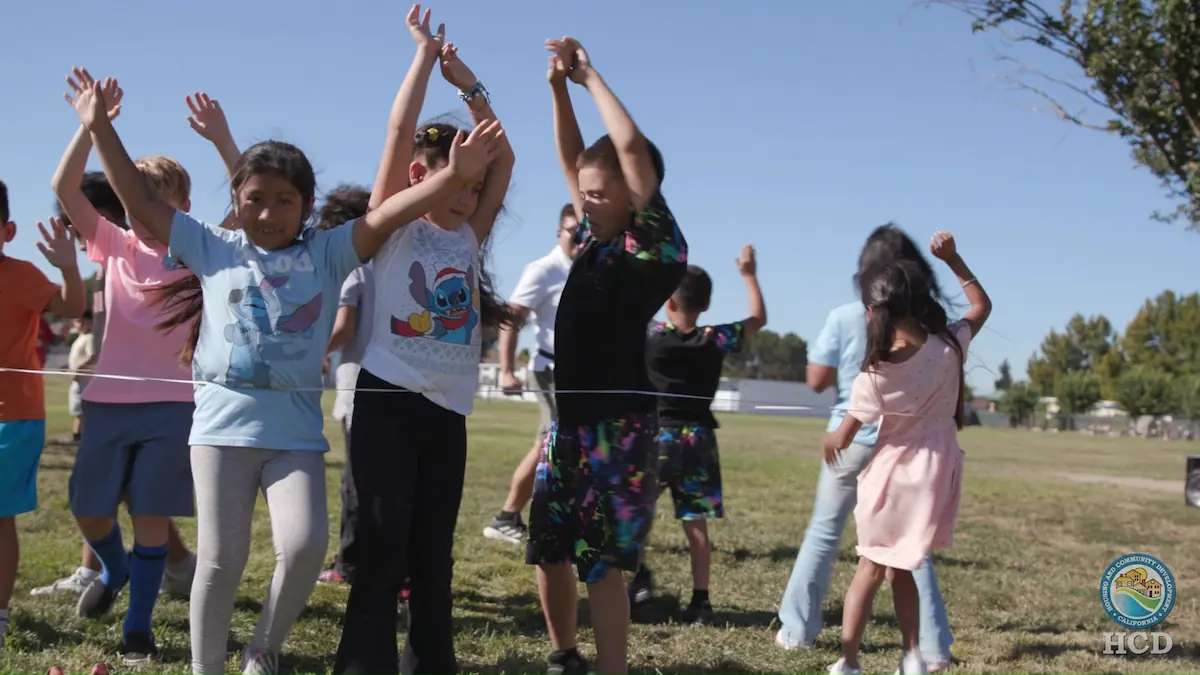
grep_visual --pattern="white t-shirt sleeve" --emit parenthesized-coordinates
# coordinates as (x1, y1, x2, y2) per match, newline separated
(339, 267, 365, 308)
(508, 261, 546, 310)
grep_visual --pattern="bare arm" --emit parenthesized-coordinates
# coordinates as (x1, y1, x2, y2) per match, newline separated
(807, 365, 837, 393)
(945, 253, 990, 338)
(498, 305, 531, 374)
(826, 415, 864, 452)
(353, 170, 467, 261)
(370, 22, 443, 210)
(45, 267, 85, 319)
(550, 79, 586, 220)
(327, 306, 358, 355)
(741, 273, 766, 338)
(51, 126, 102, 241)
(38, 218, 86, 319)
(579, 68, 659, 211)
(89, 120, 176, 244)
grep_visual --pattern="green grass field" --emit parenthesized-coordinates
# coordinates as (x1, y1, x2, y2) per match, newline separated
(4, 377, 1200, 674)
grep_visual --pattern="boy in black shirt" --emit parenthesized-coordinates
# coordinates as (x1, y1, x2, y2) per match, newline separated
(527, 36, 687, 675)
(634, 245, 767, 625)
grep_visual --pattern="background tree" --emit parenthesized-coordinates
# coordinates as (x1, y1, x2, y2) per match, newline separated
(994, 359, 1013, 391)
(723, 329, 808, 382)
(1176, 375, 1200, 437)
(930, 0, 1200, 228)
(1111, 367, 1179, 435)
(998, 381, 1041, 428)
(1027, 314, 1117, 392)
(1118, 291, 1200, 376)
(1053, 370, 1102, 429)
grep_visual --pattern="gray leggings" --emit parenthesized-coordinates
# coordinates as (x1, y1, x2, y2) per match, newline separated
(189, 446, 328, 674)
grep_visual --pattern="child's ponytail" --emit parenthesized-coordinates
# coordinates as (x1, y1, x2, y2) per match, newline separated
(858, 258, 967, 430)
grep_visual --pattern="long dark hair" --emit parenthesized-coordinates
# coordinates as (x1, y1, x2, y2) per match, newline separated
(155, 141, 319, 364)
(858, 258, 966, 430)
(413, 122, 518, 331)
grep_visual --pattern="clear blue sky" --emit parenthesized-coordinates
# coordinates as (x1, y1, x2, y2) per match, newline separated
(3, 0, 1196, 393)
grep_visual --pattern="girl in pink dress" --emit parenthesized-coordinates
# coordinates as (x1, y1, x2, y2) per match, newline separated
(822, 231, 992, 675)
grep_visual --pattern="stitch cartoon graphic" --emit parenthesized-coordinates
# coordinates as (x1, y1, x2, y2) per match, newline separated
(391, 261, 478, 345)
(224, 274, 323, 387)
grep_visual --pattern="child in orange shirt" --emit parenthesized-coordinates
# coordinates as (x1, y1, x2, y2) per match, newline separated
(0, 180, 86, 654)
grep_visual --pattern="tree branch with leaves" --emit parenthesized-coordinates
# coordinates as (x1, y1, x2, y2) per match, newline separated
(927, 0, 1200, 228)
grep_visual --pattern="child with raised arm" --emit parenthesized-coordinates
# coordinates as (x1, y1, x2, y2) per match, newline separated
(823, 232, 991, 675)
(634, 245, 766, 626)
(69, 63, 501, 675)
(527, 36, 687, 675)
(0, 183, 85, 656)
(53, 69, 203, 664)
(332, 7, 516, 673)
(35, 169, 197, 604)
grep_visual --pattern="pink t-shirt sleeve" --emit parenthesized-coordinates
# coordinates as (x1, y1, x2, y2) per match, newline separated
(949, 320, 972, 357)
(86, 217, 127, 264)
(848, 371, 884, 425)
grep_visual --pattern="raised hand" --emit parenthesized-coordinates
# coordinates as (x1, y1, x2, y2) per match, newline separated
(63, 67, 109, 130)
(736, 244, 757, 276)
(36, 217, 79, 270)
(545, 37, 592, 85)
(186, 92, 232, 142)
(929, 231, 958, 261)
(439, 43, 478, 91)
(449, 120, 504, 181)
(99, 77, 123, 120)
(546, 53, 569, 85)
(407, 4, 445, 56)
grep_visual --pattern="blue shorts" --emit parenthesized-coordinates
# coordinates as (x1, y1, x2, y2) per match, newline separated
(69, 401, 196, 518)
(0, 419, 47, 517)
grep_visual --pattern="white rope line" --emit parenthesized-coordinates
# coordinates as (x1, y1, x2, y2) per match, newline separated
(0, 367, 953, 419)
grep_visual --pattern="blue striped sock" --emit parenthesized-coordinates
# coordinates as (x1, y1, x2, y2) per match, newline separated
(123, 542, 168, 636)
(87, 525, 129, 589)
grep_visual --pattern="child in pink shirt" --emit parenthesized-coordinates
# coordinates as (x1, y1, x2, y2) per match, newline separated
(821, 231, 992, 675)
(51, 70, 199, 665)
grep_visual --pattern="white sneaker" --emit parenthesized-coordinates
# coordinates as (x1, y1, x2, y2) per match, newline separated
(29, 567, 99, 596)
(241, 650, 279, 675)
(828, 658, 863, 675)
(482, 514, 527, 545)
(774, 629, 810, 651)
(160, 553, 196, 598)
(898, 650, 928, 674)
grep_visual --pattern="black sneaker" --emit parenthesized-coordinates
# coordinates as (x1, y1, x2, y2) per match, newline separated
(682, 599, 714, 626)
(120, 630, 160, 664)
(77, 578, 120, 619)
(547, 649, 589, 675)
(483, 513, 528, 545)
(628, 566, 653, 608)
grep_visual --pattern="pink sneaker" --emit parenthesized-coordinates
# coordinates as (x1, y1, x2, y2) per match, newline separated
(47, 668, 65, 675)
(318, 568, 349, 585)
(90, 664, 111, 675)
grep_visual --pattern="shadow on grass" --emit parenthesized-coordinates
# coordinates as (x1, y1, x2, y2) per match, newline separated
(8, 614, 86, 651)
(454, 589, 591, 637)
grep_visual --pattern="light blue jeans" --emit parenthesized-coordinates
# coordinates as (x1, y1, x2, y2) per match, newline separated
(777, 443, 953, 662)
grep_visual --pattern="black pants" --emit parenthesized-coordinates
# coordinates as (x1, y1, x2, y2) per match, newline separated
(335, 417, 358, 580)
(333, 368, 468, 675)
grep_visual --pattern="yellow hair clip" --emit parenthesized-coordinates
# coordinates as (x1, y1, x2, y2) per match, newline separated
(427, 128, 440, 142)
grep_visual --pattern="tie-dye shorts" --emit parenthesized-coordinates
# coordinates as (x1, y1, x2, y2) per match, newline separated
(657, 425, 724, 521)
(525, 413, 659, 583)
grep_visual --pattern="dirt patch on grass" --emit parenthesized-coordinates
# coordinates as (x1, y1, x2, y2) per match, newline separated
(1055, 471, 1182, 493)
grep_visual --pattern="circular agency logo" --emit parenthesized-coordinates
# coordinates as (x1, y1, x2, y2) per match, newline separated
(1099, 553, 1176, 630)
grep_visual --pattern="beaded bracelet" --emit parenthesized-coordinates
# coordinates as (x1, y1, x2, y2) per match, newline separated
(459, 82, 490, 105)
